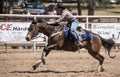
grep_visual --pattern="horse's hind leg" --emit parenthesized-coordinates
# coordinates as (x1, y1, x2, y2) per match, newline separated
(96, 54, 105, 72)
(88, 50, 104, 72)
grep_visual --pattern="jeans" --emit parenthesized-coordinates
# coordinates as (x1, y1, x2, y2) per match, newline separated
(70, 20, 83, 42)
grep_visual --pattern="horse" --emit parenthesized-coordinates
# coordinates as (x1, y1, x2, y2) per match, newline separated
(25, 18, 115, 72)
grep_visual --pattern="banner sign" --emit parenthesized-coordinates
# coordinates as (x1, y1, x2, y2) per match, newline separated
(92, 23, 120, 43)
(0, 22, 120, 43)
(0, 22, 45, 42)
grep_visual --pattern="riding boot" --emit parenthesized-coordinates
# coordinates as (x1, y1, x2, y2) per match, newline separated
(77, 41, 84, 47)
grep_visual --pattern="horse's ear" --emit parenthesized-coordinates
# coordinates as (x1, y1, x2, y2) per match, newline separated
(32, 17, 37, 24)
(34, 17, 36, 20)
(34, 17, 37, 22)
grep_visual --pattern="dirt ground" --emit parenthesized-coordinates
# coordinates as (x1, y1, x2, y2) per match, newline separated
(0, 48, 120, 77)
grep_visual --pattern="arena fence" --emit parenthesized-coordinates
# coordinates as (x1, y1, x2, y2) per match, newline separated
(0, 14, 120, 52)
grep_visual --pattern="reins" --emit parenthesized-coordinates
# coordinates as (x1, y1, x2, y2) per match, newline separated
(38, 20, 49, 35)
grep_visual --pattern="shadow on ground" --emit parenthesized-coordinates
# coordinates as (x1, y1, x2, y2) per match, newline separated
(11, 69, 96, 74)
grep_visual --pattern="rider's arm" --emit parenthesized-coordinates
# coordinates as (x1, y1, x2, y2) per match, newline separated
(55, 12, 66, 23)
(48, 11, 67, 24)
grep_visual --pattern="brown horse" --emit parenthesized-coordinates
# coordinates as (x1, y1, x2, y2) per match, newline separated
(26, 19, 115, 72)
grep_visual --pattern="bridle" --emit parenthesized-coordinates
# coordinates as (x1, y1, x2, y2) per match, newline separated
(29, 20, 49, 40)
(38, 20, 49, 34)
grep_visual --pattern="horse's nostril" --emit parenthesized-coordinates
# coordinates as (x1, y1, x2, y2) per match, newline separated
(26, 37, 30, 41)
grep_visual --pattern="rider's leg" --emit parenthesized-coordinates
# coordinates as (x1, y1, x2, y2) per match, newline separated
(70, 20, 84, 46)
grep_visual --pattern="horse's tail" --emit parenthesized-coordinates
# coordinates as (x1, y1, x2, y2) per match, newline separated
(100, 36, 116, 58)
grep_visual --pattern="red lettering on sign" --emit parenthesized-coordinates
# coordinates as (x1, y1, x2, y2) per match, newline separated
(0, 24, 12, 30)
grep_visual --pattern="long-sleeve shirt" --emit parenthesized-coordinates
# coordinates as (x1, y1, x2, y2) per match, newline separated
(52, 9, 76, 23)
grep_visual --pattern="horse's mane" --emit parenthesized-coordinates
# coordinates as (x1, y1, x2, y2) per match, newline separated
(48, 24, 63, 32)
(36, 19, 63, 32)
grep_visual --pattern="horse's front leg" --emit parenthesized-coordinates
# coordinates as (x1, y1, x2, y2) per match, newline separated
(32, 44, 57, 70)
(41, 46, 51, 65)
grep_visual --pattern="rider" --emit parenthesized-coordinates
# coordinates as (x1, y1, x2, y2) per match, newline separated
(47, 3, 84, 46)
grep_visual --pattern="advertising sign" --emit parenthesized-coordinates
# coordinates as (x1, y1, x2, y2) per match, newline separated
(0, 22, 45, 42)
(1, 22, 120, 43)
(92, 23, 120, 43)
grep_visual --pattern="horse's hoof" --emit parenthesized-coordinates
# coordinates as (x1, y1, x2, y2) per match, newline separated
(97, 65, 105, 72)
(100, 68, 105, 72)
(42, 59, 46, 65)
(32, 65, 37, 70)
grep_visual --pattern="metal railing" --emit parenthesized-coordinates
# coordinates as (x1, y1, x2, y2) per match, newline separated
(0, 14, 120, 29)
(0, 14, 120, 51)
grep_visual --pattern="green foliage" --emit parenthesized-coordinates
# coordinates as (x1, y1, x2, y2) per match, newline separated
(82, 0, 110, 5)
(117, 0, 120, 3)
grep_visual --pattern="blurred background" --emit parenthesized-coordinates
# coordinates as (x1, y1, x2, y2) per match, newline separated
(0, 0, 120, 15)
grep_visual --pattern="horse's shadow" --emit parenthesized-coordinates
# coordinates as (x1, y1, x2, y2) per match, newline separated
(11, 69, 95, 74)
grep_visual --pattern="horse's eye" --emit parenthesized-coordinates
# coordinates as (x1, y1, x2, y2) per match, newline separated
(28, 27, 30, 30)
(31, 24, 35, 27)
(28, 27, 33, 31)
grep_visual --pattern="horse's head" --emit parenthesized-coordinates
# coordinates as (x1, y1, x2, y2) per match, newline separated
(26, 18, 58, 41)
(26, 18, 43, 41)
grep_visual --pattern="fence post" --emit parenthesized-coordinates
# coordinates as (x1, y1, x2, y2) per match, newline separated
(33, 42, 36, 53)
(5, 43, 8, 53)
(86, 16, 89, 30)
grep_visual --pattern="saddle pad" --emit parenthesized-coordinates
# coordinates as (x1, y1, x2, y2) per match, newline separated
(63, 26, 69, 39)
(81, 33, 92, 41)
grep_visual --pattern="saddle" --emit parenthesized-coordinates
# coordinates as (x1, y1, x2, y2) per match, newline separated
(63, 26, 92, 41)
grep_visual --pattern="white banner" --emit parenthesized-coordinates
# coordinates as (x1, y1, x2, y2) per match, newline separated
(92, 23, 120, 43)
(0, 22, 45, 42)
(1, 22, 120, 43)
